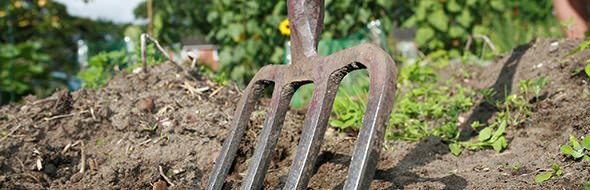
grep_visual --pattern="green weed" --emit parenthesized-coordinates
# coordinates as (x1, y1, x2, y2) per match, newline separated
(564, 40, 590, 79)
(560, 134, 590, 160)
(584, 180, 590, 190)
(535, 164, 562, 183)
(96, 139, 103, 146)
(499, 161, 521, 170)
(144, 123, 158, 131)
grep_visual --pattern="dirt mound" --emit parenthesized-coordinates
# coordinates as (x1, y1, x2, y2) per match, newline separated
(1, 38, 590, 189)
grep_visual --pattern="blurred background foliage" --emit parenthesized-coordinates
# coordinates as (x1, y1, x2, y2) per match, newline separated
(1, 0, 562, 104)
(0, 0, 127, 103)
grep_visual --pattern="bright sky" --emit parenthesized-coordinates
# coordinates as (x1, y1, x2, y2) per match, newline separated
(54, 0, 145, 24)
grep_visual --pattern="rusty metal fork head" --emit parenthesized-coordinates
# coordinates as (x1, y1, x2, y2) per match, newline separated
(206, 0, 397, 189)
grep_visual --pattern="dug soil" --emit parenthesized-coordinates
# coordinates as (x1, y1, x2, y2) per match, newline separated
(1, 38, 590, 189)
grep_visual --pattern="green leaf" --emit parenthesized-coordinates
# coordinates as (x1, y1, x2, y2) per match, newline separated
(565, 41, 590, 57)
(449, 143, 462, 156)
(561, 145, 575, 155)
(227, 23, 245, 41)
(446, 0, 461, 13)
(535, 172, 553, 183)
(584, 180, 590, 190)
(582, 136, 590, 150)
(492, 137, 505, 153)
(552, 164, 560, 172)
(585, 64, 590, 77)
(489, 0, 505, 11)
(572, 149, 585, 159)
(570, 134, 581, 150)
(428, 10, 449, 32)
(478, 127, 492, 141)
(449, 25, 466, 38)
(456, 10, 473, 28)
(553, 164, 562, 176)
(415, 27, 435, 47)
(330, 120, 344, 127)
(493, 120, 507, 139)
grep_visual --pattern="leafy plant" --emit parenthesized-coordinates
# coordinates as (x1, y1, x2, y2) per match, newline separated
(448, 77, 546, 155)
(144, 123, 158, 131)
(584, 180, 590, 190)
(1, 41, 52, 103)
(77, 43, 162, 88)
(534, 164, 562, 183)
(564, 40, 590, 78)
(560, 134, 590, 160)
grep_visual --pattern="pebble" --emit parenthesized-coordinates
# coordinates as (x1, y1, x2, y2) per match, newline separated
(549, 41, 559, 53)
(137, 98, 155, 113)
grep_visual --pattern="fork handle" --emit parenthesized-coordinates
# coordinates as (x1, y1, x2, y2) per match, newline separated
(288, 0, 324, 60)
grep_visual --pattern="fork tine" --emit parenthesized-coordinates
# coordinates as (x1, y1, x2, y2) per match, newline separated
(342, 48, 397, 189)
(207, 66, 277, 190)
(284, 81, 341, 189)
(241, 82, 302, 190)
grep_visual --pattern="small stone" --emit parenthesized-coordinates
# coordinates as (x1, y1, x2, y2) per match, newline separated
(153, 180, 167, 190)
(549, 41, 559, 53)
(137, 98, 155, 113)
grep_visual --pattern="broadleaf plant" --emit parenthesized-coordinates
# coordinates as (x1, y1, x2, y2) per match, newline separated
(560, 134, 590, 160)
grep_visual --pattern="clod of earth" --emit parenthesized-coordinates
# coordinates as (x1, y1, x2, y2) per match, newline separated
(137, 98, 155, 113)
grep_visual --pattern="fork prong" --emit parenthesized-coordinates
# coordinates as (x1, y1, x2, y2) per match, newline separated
(242, 82, 301, 190)
(207, 75, 274, 190)
(284, 81, 341, 190)
(343, 51, 396, 189)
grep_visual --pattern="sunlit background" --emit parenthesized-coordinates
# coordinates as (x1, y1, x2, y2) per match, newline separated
(0, 0, 563, 104)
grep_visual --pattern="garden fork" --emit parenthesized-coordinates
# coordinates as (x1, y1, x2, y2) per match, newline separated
(206, 0, 397, 189)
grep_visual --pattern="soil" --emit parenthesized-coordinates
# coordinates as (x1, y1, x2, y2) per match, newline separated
(1, 38, 590, 189)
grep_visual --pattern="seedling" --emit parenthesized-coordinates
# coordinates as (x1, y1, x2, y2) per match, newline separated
(534, 164, 562, 183)
(560, 17, 575, 38)
(160, 132, 170, 141)
(499, 161, 521, 170)
(144, 123, 158, 131)
(1, 131, 7, 136)
(470, 121, 484, 131)
(560, 134, 590, 160)
(96, 139, 103, 145)
(538, 140, 549, 147)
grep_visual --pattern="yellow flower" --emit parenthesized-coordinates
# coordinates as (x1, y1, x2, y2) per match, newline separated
(18, 20, 29, 27)
(235, 32, 245, 42)
(38, 0, 47, 7)
(14, 1, 22, 8)
(279, 18, 290, 36)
